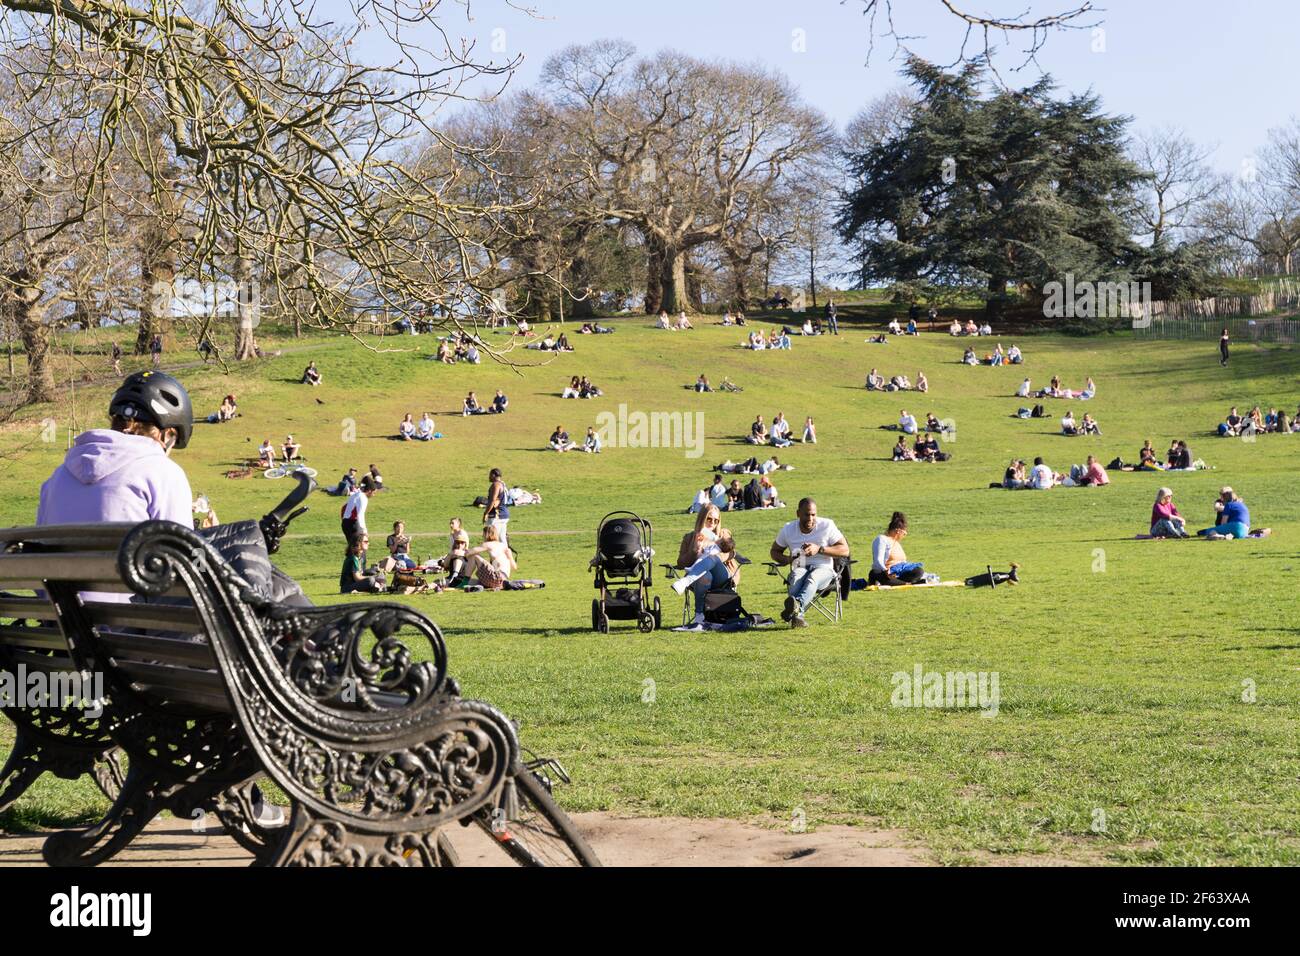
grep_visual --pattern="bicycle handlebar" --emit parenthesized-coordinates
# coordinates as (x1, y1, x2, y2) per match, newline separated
(259, 470, 316, 554)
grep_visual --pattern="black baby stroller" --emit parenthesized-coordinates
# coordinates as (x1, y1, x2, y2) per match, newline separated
(591, 511, 661, 633)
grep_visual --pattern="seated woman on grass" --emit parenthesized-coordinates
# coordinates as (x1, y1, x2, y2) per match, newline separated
(1080, 413, 1101, 436)
(1197, 487, 1259, 539)
(1061, 410, 1078, 436)
(770, 412, 793, 448)
(892, 436, 916, 461)
(801, 317, 815, 336)
(562, 376, 581, 399)
(991, 343, 1005, 366)
(914, 434, 947, 462)
(866, 368, 885, 390)
(915, 371, 929, 393)
(949, 319, 962, 335)
(669, 505, 740, 625)
(869, 511, 926, 585)
(746, 330, 765, 350)
(583, 426, 602, 454)
(340, 533, 384, 594)
(802, 417, 817, 443)
(1002, 459, 1027, 489)
(1016, 377, 1032, 398)
(385, 520, 417, 570)
(436, 339, 454, 364)
(962, 347, 978, 365)
(1008, 344, 1023, 364)
(758, 475, 783, 508)
(399, 413, 416, 440)
(695, 374, 712, 393)
(258, 439, 276, 467)
(898, 410, 919, 434)
(578, 376, 602, 398)
(217, 394, 238, 422)
(549, 425, 577, 452)
(675, 312, 693, 331)
(466, 525, 517, 590)
(924, 412, 945, 433)
(463, 392, 487, 415)
(726, 478, 744, 511)
(657, 310, 672, 330)
(1146, 487, 1188, 538)
(1137, 440, 1163, 470)
(887, 318, 902, 335)
(432, 517, 473, 584)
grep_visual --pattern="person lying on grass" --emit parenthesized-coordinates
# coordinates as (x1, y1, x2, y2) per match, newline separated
(869, 511, 927, 585)
(549, 425, 577, 452)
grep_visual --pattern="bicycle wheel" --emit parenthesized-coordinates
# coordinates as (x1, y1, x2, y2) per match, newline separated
(476, 765, 601, 867)
(264, 466, 288, 479)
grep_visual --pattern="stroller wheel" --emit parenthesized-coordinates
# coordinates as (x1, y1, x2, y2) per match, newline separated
(597, 613, 610, 634)
(637, 611, 655, 633)
(652, 595, 661, 629)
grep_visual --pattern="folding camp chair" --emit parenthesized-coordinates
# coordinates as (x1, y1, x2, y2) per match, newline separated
(764, 556, 854, 623)
(661, 557, 751, 626)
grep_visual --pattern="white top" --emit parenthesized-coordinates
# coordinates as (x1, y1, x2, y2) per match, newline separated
(761, 483, 778, 504)
(775, 517, 844, 571)
(899, 414, 918, 433)
(400, 420, 415, 436)
(342, 489, 369, 528)
(417, 417, 434, 437)
(870, 533, 903, 572)
(1030, 464, 1054, 489)
(1017, 380, 1030, 396)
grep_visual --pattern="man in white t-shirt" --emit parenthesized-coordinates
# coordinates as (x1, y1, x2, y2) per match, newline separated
(770, 497, 850, 628)
(341, 476, 376, 544)
(899, 410, 918, 435)
(1028, 457, 1055, 490)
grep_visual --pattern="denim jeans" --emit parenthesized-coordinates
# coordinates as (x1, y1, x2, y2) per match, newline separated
(788, 564, 837, 612)
(1150, 519, 1187, 538)
(683, 555, 732, 608)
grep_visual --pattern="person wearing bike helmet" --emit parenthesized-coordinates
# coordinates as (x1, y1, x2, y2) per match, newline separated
(38, 370, 194, 530)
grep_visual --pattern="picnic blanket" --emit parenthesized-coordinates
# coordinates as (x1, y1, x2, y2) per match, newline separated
(859, 580, 965, 591)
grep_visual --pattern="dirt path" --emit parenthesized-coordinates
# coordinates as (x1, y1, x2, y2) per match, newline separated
(0, 812, 929, 867)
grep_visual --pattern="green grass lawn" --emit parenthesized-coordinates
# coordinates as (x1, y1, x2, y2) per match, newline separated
(3, 310, 1299, 864)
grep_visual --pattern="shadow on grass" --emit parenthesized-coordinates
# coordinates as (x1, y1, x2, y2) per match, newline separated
(0, 804, 103, 832)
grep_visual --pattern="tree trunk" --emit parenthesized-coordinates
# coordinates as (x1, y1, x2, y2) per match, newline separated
(233, 258, 258, 360)
(808, 243, 818, 310)
(137, 224, 175, 354)
(644, 242, 665, 315)
(985, 274, 1007, 319)
(14, 284, 56, 404)
(660, 247, 690, 314)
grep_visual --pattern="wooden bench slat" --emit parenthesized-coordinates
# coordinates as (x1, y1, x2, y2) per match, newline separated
(111, 659, 225, 693)
(0, 552, 124, 584)
(0, 624, 68, 651)
(0, 523, 134, 548)
(6, 648, 78, 674)
(0, 580, 190, 598)
(0, 595, 57, 622)
(84, 601, 202, 631)
(96, 631, 214, 668)
(126, 684, 230, 713)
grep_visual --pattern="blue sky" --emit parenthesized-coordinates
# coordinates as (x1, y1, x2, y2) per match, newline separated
(350, 0, 1299, 174)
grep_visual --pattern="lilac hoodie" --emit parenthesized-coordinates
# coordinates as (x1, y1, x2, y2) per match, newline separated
(38, 429, 194, 529)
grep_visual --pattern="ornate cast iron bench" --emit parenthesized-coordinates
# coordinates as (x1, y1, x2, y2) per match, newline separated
(0, 519, 593, 866)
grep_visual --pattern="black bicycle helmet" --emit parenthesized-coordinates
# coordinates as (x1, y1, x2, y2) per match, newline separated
(108, 371, 194, 449)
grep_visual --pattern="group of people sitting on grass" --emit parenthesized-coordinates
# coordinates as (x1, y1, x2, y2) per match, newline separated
(464, 389, 508, 415)
(1140, 486, 1269, 540)
(1033, 375, 1096, 400)
(434, 332, 483, 364)
(865, 368, 928, 392)
(258, 435, 303, 466)
(949, 319, 994, 336)
(891, 432, 950, 462)
(1061, 410, 1102, 436)
(747, 413, 816, 446)
(657, 311, 694, 331)
(692, 374, 743, 392)
(745, 328, 791, 350)
(686, 474, 783, 513)
(998, 454, 1108, 489)
(326, 464, 385, 496)
(961, 343, 1023, 366)
(578, 322, 615, 334)
(1114, 439, 1197, 471)
(549, 424, 601, 453)
(883, 317, 921, 336)
(561, 376, 603, 399)
(341, 516, 520, 595)
(398, 412, 442, 441)
(523, 329, 574, 352)
(1216, 404, 1298, 436)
